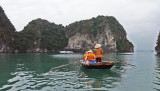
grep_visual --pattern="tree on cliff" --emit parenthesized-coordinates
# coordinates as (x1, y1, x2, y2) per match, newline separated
(14, 18, 68, 52)
(0, 6, 16, 52)
(65, 15, 134, 52)
(155, 31, 160, 53)
(0, 5, 133, 53)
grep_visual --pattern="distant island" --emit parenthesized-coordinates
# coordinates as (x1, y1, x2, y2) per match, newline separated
(0, 5, 134, 53)
(155, 32, 160, 54)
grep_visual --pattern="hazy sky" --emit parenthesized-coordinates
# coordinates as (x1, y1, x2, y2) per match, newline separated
(0, 0, 160, 51)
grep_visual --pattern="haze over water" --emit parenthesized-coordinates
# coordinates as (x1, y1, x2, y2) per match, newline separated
(0, 52, 160, 91)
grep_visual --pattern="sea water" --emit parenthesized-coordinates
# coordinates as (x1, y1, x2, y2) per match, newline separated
(0, 52, 160, 91)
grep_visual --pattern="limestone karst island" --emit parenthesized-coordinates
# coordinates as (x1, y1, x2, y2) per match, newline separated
(0, 5, 134, 53)
(155, 32, 160, 54)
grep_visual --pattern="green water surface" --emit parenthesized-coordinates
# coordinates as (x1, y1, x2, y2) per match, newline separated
(0, 52, 160, 91)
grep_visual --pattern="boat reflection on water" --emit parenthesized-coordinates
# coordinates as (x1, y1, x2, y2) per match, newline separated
(79, 67, 121, 90)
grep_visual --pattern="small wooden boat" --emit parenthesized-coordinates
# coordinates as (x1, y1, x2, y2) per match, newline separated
(80, 60, 114, 69)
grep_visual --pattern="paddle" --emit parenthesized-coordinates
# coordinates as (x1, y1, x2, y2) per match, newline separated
(50, 61, 79, 70)
(103, 57, 135, 67)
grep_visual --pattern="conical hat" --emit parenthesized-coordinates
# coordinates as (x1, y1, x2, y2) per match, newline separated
(95, 44, 101, 48)
(87, 49, 93, 53)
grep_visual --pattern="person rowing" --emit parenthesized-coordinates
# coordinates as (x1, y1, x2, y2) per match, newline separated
(94, 44, 103, 63)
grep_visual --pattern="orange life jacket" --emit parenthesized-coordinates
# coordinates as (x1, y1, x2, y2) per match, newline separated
(87, 52, 95, 61)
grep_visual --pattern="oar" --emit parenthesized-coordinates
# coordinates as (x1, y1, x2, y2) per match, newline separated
(103, 57, 135, 67)
(50, 61, 79, 70)
(121, 62, 135, 66)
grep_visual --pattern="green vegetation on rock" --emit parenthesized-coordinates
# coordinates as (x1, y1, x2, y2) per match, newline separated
(65, 15, 134, 52)
(14, 18, 68, 52)
(0, 5, 133, 52)
(0, 6, 15, 52)
(66, 15, 124, 37)
(155, 32, 160, 53)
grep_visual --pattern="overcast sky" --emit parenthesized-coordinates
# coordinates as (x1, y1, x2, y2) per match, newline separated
(0, 0, 160, 51)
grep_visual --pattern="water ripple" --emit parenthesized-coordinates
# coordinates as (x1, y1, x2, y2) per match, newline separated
(0, 53, 136, 91)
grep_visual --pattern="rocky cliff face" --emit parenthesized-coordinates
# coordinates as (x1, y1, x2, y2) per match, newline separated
(0, 6, 15, 52)
(155, 32, 160, 53)
(14, 18, 68, 52)
(0, 5, 133, 53)
(65, 16, 134, 52)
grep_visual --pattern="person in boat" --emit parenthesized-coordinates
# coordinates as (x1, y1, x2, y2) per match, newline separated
(94, 44, 103, 62)
(84, 49, 96, 64)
